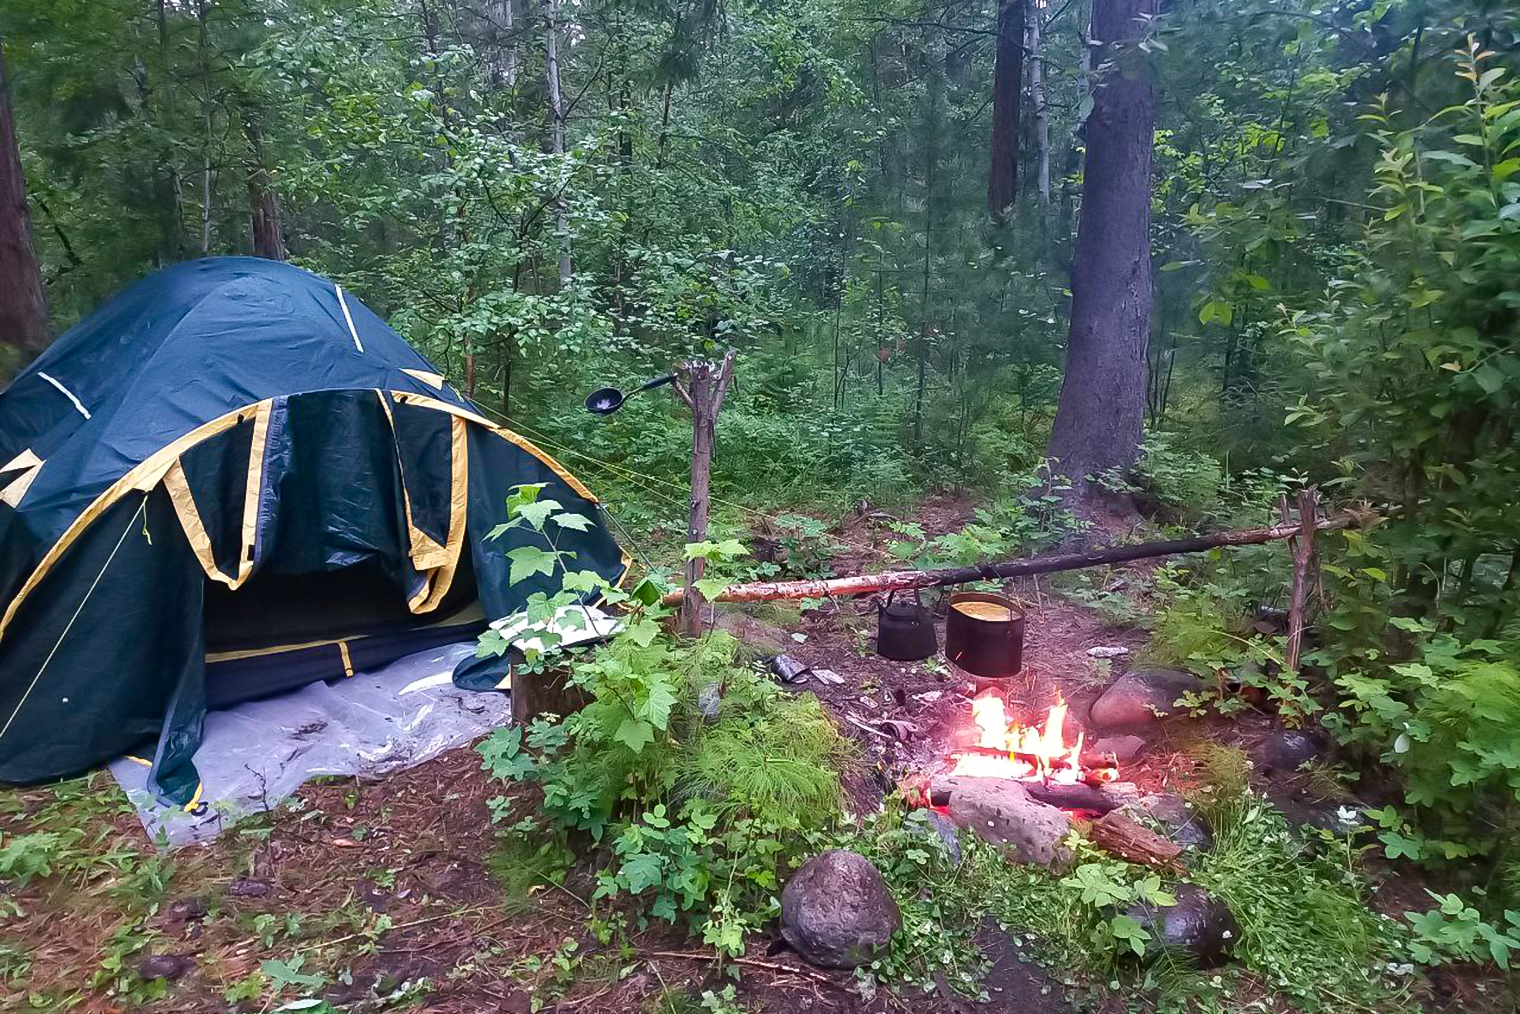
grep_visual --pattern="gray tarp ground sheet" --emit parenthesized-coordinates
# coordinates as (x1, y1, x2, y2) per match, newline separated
(110, 643, 510, 845)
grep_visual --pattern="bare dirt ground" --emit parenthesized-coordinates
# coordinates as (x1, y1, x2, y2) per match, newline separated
(1, 492, 1509, 1014)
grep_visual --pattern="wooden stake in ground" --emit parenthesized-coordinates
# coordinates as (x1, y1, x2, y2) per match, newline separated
(672, 351, 736, 636)
(1281, 486, 1321, 673)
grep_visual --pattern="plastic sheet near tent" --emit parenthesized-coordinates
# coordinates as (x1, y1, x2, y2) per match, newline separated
(110, 643, 509, 845)
(0, 257, 627, 807)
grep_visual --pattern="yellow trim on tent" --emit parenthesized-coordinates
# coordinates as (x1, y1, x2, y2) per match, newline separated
(236, 402, 274, 586)
(404, 414, 468, 614)
(376, 392, 453, 575)
(338, 640, 355, 677)
(204, 601, 486, 663)
(164, 459, 236, 586)
(401, 368, 446, 389)
(1, 448, 41, 473)
(0, 402, 266, 641)
(183, 782, 204, 811)
(390, 391, 602, 504)
(0, 390, 621, 645)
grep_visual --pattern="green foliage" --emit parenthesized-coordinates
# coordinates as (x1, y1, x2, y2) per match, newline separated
(1322, 618, 1520, 844)
(1146, 562, 1319, 723)
(1404, 893, 1520, 970)
(476, 492, 848, 953)
(1188, 786, 1404, 1010)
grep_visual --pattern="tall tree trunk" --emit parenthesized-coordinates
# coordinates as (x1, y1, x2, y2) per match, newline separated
(1027, 0, 1050, 206)
(0, 43, 50, 362)
(243, 111, 286, 260)
(1044, 0, 1157, 496)
(197, 0, 213, 255)
(915, 42, 941, 447)
(489, 0, 518, 89)
(544, 0, 571, 283)
(987, 0, 1025, 218)
(154, 0, 186, 263)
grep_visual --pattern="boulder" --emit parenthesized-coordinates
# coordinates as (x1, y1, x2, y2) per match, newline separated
(1136, 793, 1212, 852)
(1088, 669, 1203, 730)
(1125, 884, 1237, 967)
(226, 877, 271, 898)
(697, 682, 722, 722)
(780, 850, 901, 969)
(1081, 735, 1148, 766)
(1252, 728, 1324, 773)
(940, 777, 1071, 867)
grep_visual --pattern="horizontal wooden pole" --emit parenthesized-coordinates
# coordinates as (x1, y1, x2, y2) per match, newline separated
(661, 510, 1369, 606)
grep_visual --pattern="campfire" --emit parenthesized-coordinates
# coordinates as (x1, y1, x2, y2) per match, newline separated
(947, 693, 1119, 788)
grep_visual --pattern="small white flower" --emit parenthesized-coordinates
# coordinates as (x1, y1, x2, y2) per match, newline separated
(1337, 805, 1360, 826)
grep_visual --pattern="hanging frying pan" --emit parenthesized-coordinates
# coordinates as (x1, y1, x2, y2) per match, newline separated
(584, 373, 678, 415)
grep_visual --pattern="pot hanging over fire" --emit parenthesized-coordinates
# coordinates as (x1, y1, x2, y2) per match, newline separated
(944, 592, 1025, 678)
(876, 589, 938, 661)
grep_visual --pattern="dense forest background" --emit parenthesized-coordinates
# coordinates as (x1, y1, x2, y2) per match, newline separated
(0, 0, 1511, 514)
(5, 2, 1520, 1004)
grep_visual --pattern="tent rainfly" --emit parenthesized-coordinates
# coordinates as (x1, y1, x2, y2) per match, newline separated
(0, 257, 626, 806)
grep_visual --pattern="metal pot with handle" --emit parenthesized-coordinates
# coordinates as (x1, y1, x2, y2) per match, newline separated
(876, 589, 938, 661)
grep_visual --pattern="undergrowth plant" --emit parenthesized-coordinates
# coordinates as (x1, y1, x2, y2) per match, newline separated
(475, 484, 851, 955)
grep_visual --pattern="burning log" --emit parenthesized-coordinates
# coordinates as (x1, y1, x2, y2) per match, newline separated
(925, 775, 1137, 816)
(1086, 810, 1184, 872)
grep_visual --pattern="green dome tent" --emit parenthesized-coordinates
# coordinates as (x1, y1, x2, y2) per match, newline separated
(0, 257, 626, 806)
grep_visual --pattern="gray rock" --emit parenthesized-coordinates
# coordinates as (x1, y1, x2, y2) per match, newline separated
(167, 897, 208, 922)
(1125, 884, 1237, 967)
(226, 877, 270, 898)
(780, 850, 901, 969)
(697, 682, 722, 722)
(940, 776, 1071, 867)
(1253, 729, 1324, 773)
(1137, 793, 1212, 852)
(1086, 645, 1131, 659)
(1088, 669, 1203, 730)
(1081, 735, 1148, 765)
(137, 954, 194, 981)
(769, 654, 812, 683)
(904, 810, 963, 866)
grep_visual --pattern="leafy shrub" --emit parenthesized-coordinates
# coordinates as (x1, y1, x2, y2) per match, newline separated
(1323, 618, 1520, 844)
(1134, 432, 1225, 515)
(1404, 893, 1520, 970)
(475, 486, 851, 952)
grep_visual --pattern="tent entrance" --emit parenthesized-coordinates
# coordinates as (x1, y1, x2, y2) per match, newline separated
(201, 553, 487, 710)
(195, 390, 487, 710)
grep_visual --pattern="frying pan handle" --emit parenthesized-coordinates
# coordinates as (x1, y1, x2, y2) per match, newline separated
(635, 373, 678, 393)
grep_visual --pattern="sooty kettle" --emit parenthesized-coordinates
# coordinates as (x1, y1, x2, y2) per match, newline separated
(876, 589, 938, 661)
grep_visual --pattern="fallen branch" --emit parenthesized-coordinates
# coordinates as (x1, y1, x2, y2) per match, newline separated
(646, 951, 847, 989)
(664, 509, 1372, 606)
(1086, 810, 1185, 871)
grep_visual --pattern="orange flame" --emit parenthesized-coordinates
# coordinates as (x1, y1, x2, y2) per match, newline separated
(949, 693, 1091, 783)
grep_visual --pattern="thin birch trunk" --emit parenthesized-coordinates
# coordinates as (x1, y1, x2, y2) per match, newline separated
(1027, 0, 1051, 205)
(544, 0, 571, 283)
(197, 0, 213, 255)
(490, 0, 518, 88)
